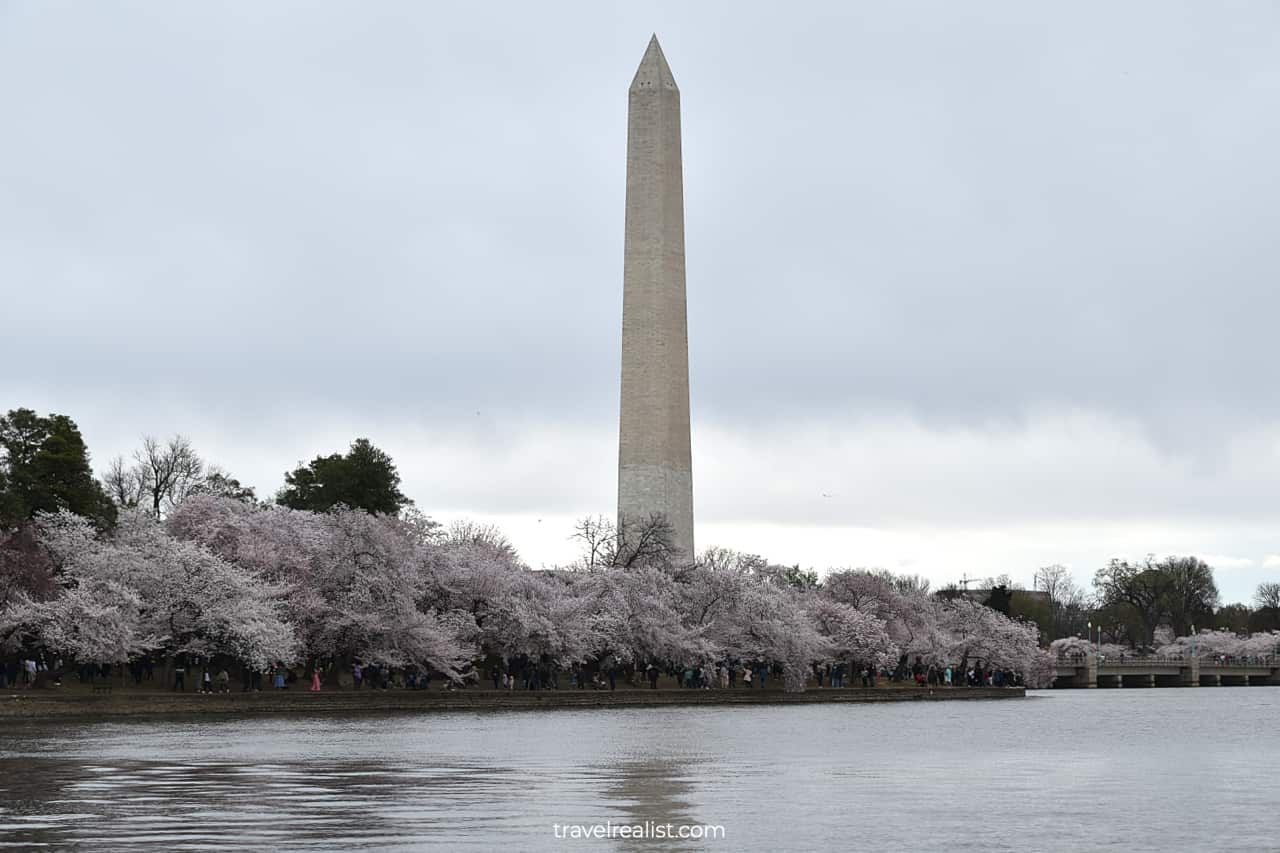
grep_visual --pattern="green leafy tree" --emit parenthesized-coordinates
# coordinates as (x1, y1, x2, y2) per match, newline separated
(1213, 603, 1252, 634)
(1093, 555, 1220, 647)
(1160, 556, 1219, 638)
(0, 408, 115, 528)
(0, 469, 18, 528)
(1252, 582, 1280, 633)
(1008, 589, 1053, 640)
(933, 583, 964, 603)
(780, 564, 820, 590)
(276, 438, 410, 515)
(985, 584, 1013, 615)
(192, 468, 257, 504)
(1093, 558, 1166, 648)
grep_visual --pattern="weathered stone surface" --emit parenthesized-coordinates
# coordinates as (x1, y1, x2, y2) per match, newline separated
(618, 35, 695, 558)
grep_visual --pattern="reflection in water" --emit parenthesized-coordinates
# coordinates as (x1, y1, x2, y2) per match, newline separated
(1, 692, 1279, 852)
(603, 758, 702, 853)
(0, 757, 535, 850)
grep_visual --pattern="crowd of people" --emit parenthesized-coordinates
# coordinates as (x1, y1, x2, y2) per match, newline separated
(2, 651, 1030, 694)
(0, 657, 41, 689)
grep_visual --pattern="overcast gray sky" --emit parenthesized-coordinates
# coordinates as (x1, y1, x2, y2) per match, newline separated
(3, 1, 1279, 603)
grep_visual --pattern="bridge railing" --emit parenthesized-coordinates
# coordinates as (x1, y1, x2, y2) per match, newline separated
(1200, 658, 1277, 669)
(1055, 655, 1186, 665)
(1055, 653, 1277, 668)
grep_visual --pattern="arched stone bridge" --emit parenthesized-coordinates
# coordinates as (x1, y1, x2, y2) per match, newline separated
(1054, 655, 1280, 688)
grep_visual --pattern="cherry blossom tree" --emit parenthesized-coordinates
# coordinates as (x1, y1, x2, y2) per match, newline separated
(6, 495, 1068, 691)
(942, 598, 1055, 686)
(824, 569, 948, 672)
(723, 578, 828, 692)
(17, 579, 154, 663)
(678, 553, 830, 691)
(1157, 629, 1280, 660)
(21, 510, 297, 668)
(591, 564, 712, 667)
(275, 507, 473, 678)
(1049, 636, 1130, 659)
(428, 536, 600, 666)
(0, 524, 56, 610)
(170, 496, 476, 678)
(166, 495, 326, 585)
(819, 569, 899, 615)
(808, 598, 897, 668)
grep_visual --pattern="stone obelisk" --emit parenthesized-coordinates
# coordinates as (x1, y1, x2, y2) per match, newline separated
(618, 35, 694, 559)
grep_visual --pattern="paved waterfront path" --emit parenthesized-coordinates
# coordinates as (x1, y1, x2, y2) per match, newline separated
(0, 686, 1022, 719)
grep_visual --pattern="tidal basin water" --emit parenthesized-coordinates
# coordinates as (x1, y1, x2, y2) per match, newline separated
(1, 689, 1277, 851)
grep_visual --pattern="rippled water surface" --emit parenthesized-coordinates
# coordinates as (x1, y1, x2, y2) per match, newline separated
(1, 690, 1277, 851)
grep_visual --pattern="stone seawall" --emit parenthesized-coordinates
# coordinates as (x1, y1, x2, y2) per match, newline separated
(0, 687, 1022, 719)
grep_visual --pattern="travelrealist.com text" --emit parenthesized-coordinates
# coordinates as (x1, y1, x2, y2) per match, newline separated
(552, 822, 726, 841)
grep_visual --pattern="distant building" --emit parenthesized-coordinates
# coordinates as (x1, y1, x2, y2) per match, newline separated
(956, 588, 1051, 608)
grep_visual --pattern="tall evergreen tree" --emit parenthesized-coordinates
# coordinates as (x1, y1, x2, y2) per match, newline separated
(0, 408, 115, 528)
(276, 438, 409, 515)
(985, 584, 1013, 615)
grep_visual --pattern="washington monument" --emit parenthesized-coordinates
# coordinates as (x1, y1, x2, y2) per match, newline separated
(617, 35, 694, 559)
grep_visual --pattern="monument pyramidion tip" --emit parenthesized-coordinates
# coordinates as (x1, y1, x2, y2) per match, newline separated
(630, 34, 678, 92)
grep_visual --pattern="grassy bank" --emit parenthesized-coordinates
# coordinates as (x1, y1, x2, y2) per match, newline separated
(0, 685, 1023, 719)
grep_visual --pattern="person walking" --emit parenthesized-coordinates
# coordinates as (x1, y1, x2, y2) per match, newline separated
(310, 665, 322, 692)
(173, 662, 186, 691)
(743, 667, 753, 689)
(216, 669, 230, 693)
(273, 667, 286, 690)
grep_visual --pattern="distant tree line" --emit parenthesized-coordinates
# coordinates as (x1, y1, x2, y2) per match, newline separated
(1, 408, 409, 529)
(936, 561, 1278, 649)
(1, 405, 1277, 678)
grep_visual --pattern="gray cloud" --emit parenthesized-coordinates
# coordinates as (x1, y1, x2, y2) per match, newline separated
(3, 2, 1280, 601)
